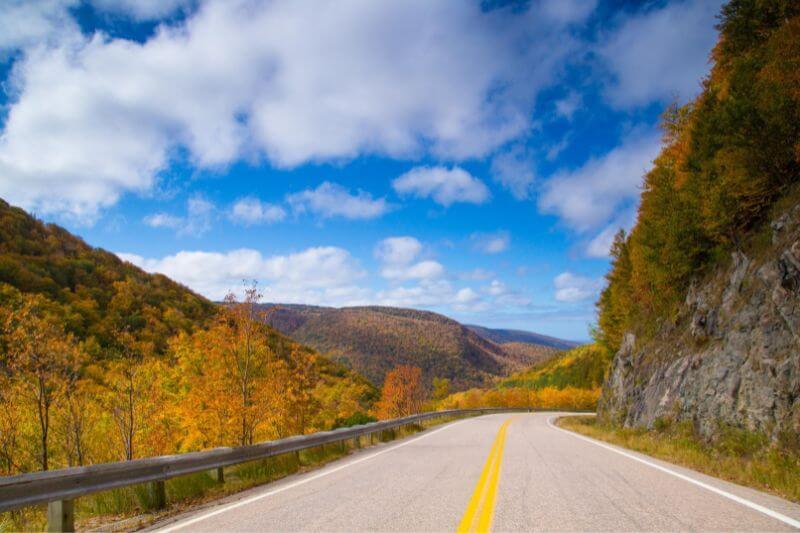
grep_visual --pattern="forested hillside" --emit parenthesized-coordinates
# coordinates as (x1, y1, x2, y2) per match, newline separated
(0, 198, 216, 357)
(437, 344, 608, 412)
(597, 0, 800, 353)
(498, 344, 611, 391)
(596, 0, 800, 438)
(261, 304, 564, 389)
(0, 201, 376, 475)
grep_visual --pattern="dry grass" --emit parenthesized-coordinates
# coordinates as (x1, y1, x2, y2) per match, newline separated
(557, 416, 800, 504)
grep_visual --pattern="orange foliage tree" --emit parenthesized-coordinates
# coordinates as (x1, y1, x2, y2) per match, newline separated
(2, 294, 86, 470)
(375, 365, 426, 419)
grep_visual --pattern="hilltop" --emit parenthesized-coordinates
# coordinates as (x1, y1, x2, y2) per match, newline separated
(261, 304, 570, 389)
(465, 325, 578, 350)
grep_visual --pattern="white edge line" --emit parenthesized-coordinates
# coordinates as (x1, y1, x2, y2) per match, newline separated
(156, 417, 474, 532)
(547, 416, 800, 530)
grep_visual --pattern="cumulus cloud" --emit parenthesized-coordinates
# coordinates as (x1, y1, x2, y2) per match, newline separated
(392, 166, 489, 207)
(0, 0, 79, 55)
(539, 130, 660, 232)
(490, 146, 535, 200)
(554, 272, 602, 302)
(599, 0, 721, 108)
(229, 197, 286, 225)
(470, 230, 510, 254)
(117, 246, 366, 302)
(287, 182, 389, 220)
(143, 196, 215, 236)
(374, 236, 444, 281)
(0, 0, 592, 219)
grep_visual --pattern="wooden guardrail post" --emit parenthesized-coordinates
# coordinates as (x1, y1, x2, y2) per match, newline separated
(149, 480, 166, 510)
(47, 499, 74, 532)
(213, 466, 225, 483)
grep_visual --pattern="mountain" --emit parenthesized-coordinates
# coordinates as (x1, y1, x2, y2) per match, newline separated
(0, 197, 375, 399)
(597, 1, 800, 439)
(0, 198, 216, 356)
(465, 325, 579, 350)
(260, 304, 569, 389)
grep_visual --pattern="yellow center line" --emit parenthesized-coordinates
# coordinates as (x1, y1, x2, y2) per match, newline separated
(457, 418, 514, 533)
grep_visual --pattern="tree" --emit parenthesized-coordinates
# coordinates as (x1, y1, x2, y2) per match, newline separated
(221, 283, 277, 446)
(432, 377, 450, 401)
(375, 366, 426, 419)
(3, 294, 85, 470)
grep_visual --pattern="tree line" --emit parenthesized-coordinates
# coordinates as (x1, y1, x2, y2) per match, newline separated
(597, 0, 800, 353)
(0, 284, 374, 475)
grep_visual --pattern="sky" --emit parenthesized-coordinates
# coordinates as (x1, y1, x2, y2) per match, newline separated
(0, 0, 723, 341)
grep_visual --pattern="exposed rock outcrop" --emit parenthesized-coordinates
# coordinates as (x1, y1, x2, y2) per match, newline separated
(599, 205, 800, 439)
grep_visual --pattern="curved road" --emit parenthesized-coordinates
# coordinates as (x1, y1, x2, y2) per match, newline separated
(150, 413, 800, 532)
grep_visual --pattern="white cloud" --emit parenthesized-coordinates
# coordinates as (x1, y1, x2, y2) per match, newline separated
(485, 279, 508, 297)
(374, 236, 422, 266)
(118, 246, 366, 302)
(490, 146, 535, 200)
(0, 0, 79, 55)
(392, 166, 489, 207)
(287, 182, 389, 220)
(554, 272, 602, 302)
(545, 135, 570, 161)
(143, 196, 215, 236)
(470, 230, 510, 254)
(599, 0, 721, 108)
(0, 0, 592, 219)
(374, 236, 444, 281)
(230, 197, 286, 225)
(585, 225, 619, 259)
(539, 130, 660, 232)
(554, 91, 582, 120)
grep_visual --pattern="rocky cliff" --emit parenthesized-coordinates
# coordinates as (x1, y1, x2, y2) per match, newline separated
(599, 204, 800, 439)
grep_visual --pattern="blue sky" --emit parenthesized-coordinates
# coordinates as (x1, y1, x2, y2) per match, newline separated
(0, 0, 723, 341)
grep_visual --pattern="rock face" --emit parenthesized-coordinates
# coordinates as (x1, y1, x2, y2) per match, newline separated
(599, 205, 800, 439)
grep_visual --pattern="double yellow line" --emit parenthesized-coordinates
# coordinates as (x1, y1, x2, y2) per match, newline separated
(457, 418, 513, 533)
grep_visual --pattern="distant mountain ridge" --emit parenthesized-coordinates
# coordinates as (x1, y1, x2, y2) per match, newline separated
(464, 325, 580, 350)
(259, 303, 573, 389)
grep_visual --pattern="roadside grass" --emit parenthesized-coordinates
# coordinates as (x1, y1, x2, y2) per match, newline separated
(1, 417, 450, 531)
(557, 416, 800, 504)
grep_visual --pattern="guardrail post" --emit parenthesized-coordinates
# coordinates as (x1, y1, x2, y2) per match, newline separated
(47, 499, 74, 532)
(213, 466, 225, 483)
(352, 435, 361, 449)
(149, 480, 166, 510)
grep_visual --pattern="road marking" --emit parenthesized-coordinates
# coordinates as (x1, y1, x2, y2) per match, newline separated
(155, 418, 473, 532)
(547, 416, 800, 530)
(457, 418, 513, 533)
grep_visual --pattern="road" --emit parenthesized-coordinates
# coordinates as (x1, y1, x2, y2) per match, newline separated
(150, 413, 800, 532)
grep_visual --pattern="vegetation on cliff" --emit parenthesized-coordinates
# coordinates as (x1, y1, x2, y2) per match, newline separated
(597, 0, 800, 353)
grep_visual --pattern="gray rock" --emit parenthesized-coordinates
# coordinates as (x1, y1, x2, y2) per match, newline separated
(600, 205, 800, 440)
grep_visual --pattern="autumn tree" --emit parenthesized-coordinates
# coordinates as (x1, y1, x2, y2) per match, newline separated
(3, 294, 85, 470)
(375, 365, 426, 419)
(432, 377, 450, 401)
(221, 284, 280, 445)
(283, 347, 319, 437)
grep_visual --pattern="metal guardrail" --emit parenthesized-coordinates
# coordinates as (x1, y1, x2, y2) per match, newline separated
(0, 407, 538, 529)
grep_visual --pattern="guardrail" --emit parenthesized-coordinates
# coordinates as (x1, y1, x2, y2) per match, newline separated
(0, 407, 537, 531)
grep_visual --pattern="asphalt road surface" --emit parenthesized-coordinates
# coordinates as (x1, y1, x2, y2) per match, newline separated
(150, 413, 800, 532)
